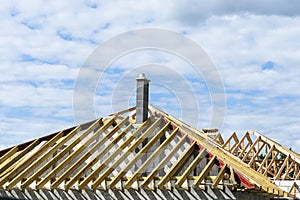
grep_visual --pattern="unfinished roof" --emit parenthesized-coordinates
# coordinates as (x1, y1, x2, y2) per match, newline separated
(0, 105, 298, 198)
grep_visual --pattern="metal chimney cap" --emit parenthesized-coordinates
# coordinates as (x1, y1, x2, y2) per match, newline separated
(136, 73, 150, 81)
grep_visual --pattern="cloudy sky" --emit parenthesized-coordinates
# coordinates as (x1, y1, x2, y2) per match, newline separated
(0, 0, 300, 152)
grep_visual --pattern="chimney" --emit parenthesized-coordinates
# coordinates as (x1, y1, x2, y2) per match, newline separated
(136, 73, 150, 124)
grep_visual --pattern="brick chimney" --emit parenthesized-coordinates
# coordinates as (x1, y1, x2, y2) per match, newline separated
(136, 73, 150, 124)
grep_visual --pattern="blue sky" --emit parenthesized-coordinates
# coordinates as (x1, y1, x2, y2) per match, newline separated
(0, 0, 300, 152)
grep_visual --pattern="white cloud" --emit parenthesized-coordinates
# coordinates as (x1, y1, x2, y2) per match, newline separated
(170, 0, 300, 25)
(0, 1, 300, 153)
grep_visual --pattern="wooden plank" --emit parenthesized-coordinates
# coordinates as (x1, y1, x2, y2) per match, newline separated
(175, 148, 206, 189)
(242, 136, 261, 162)
(0, 131, 65, 183)
(151, 106, 291, 197)
(109, 121, 170, 189)
(0, 139, 40, 183)
(0, 130, 69, 186)
(0, 146, 18, 165)
(257, 163, 276, 177)
(283, 160, 295, 179)
(0, 157, 23, 180)
(213, 133, 224, 145)
(288, 182, 297, 198)
(295, 166, 300, 180)
(155, 139, 194, 190)
(248, 142, 266, 166)
(250, 131, 300, 164)
(123, 128, 180, 190)
(229, 166, 236, 184)
(0, 127, 66, 158)
(148, 106, 211, 141)
(65, 119, 147, 190)
(294, 163, 299, 180)
(230, 133, 249, 155)
(0, 154, 24, 178)
(257, 145, 275, 173)
(42, 117, 120, 189)
(193, 156, 216, 187)
(237, 134, 253, 159)
(90, 118, 161, 190)
(53, 122, 132, 189)
(19, 118, 103, 189)
(57, 123, 132, 188)
(184, 129, 287, 196)
(109, 106, 135, 117)
(222, 132, 238, 151)
(78, 117, 159, 190)
(212, 164, 227, 188)
(263, 151, 280, 176)
(275, 155, 290, 180)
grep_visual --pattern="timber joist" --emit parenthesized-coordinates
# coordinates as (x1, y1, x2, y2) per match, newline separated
(0, 106, 295, 198)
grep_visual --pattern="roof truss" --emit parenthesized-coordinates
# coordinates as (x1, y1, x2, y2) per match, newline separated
(0, 106, 296, 198)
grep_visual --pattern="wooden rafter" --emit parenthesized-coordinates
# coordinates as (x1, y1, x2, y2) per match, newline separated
(150, 105, 291, 197)
(294, 163, 299, 180)
(222, 132, 239, 151)
(250, 131, 300, 163)
(37, 116, 118, 189)
(175, 148, 207, 189)
(193, 156, 216, 187)
(142, 140, 196, 190)
(275, 155, 290, 180)
(0, 139, 40, 175)
(295, 170, 300, 180)
(242, 136, 261, 162)
(237, 134, 253, 159)
(4, 126, 82, 189)
(213, 133, 224, 145)
(49, 118, 130, 189)
(109, 121, 171, 189)
(212, 164, 227, 189)
(257, 145, 275, 173)
(229, 166, 236, 185)
(0, 105, 296, 198)
(90, 117, 163, 190)
(231, 132, 247, 154)
(248, 142, 266, 166)
(122, 127, 180, 189)
(0, 129, 68, 187)
(263, 151, 280, 177)
(78, 117, 161, 190)
(283, 160, 295, 179)
(64, 119, 150, 189)
(0, 146, 18, 165)
(19, 118, 103, 189)
(155, 136, 192, 190)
